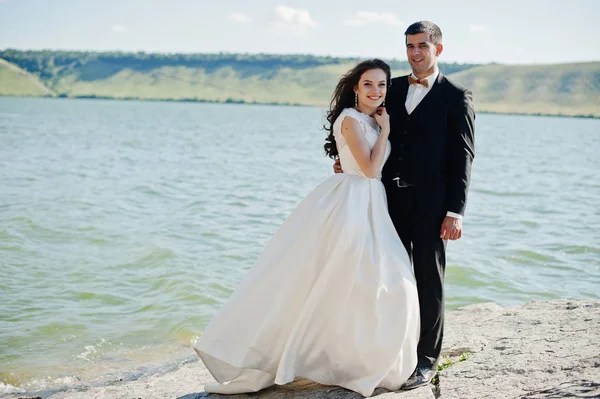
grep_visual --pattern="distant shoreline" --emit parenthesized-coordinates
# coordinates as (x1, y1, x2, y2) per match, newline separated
(1, 94, 598, 119)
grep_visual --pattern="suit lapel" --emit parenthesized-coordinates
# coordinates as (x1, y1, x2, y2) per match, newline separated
(389, 76, 410, 116)
(398, 75, 410, 106)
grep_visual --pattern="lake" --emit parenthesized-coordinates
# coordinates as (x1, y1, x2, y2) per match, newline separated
(1, 97, 598, 396)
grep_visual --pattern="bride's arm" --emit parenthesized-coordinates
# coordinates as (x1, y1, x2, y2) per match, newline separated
(341, 116, 390, 178)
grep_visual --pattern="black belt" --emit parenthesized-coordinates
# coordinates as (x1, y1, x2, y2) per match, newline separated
(392, 177, 414, 188)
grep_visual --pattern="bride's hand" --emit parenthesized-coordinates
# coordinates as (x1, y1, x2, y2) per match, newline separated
(374, 107, 390, 133)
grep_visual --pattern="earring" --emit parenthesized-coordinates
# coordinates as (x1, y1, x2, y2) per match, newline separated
(354, 93, 358, 106)
(382, 100, 386, 107)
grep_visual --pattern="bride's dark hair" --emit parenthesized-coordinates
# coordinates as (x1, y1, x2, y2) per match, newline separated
(323, 59, 391, 159)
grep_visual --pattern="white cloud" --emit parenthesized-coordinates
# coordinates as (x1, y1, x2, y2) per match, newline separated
(230, 12, 251, 23)
(344, 11, 402, 27)
(469, 24, 487, 32)
(274, 5, 316, 28)
(112, 25, 127, 33)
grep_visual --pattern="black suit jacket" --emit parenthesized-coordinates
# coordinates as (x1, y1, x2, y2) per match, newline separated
(383, 73, 475, 218)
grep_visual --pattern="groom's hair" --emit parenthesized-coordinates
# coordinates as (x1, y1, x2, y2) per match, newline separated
(404, 21, 442, 45)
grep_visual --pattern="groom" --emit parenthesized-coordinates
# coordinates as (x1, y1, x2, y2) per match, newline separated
(335, 21, 475, 389)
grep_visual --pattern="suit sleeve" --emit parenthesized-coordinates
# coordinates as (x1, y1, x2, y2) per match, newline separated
(446, 89, 475, 216)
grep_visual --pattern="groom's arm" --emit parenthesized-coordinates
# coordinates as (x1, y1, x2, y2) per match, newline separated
(446, 88, 475, 217)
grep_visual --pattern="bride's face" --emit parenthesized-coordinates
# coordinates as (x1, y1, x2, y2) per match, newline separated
(354, 68, 387, 108)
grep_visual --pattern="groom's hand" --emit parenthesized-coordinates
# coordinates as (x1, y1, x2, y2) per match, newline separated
(440, 216, 462, 240)
(333, 159, 343, 174)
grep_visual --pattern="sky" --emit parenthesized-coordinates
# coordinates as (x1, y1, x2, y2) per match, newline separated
(1, 0, 599, 64)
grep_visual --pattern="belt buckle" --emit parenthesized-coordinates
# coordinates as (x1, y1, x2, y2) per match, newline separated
(392, 177, 411, 188)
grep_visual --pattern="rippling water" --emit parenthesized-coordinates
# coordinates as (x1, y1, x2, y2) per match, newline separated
(1, 97, 599, 396)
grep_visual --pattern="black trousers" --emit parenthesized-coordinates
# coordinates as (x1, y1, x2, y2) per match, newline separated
(385, 184, 447, 369)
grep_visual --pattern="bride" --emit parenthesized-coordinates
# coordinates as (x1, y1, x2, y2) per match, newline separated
(194, 59, 420, 397)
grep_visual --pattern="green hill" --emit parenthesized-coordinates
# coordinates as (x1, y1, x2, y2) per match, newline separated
(0, 50, 420, 105)
(50, 62, 366, 105)
(0, 49, 598, 117)
(450, 62, 600, 117)
(0, 58, 54, 97)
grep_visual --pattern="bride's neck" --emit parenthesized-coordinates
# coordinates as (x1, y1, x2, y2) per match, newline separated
(354, 105, 377, 116)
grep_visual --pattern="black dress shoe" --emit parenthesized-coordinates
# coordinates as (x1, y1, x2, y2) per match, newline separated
(401, 366, 436, 390)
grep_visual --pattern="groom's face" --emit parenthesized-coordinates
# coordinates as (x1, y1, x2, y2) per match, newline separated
(406, 32, 441, 77)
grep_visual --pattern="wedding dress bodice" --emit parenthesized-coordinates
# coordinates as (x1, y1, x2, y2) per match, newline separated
(332, 108, 391, 179)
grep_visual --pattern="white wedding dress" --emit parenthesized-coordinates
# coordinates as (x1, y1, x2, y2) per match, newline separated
(194, 108, 420, 397)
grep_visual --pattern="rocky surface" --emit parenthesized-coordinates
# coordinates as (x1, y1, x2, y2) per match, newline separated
(10, 299, 600, 399)
(438, 299, 600, 398)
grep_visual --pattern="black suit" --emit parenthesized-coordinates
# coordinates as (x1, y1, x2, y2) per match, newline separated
(383, 73, 475, 368)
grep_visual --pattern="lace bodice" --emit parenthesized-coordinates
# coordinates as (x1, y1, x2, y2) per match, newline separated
(332, 108, 391, 179)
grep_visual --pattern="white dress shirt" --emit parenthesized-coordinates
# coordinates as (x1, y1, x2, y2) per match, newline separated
(405, 68, 439, 114)
(405, 68, 462, 220)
